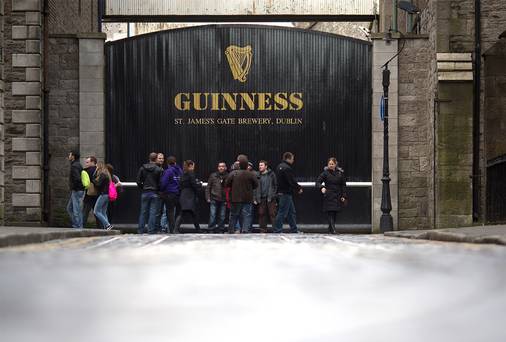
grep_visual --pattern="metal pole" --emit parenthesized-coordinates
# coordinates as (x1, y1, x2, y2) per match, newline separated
(380, 65, 394, 232)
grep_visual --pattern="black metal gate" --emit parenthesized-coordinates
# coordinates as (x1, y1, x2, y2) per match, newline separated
(105, 25, 372, 225)
(487, 155, 506, 223)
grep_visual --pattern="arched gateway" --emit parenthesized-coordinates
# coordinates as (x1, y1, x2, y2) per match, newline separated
(105, 25, 372, 227)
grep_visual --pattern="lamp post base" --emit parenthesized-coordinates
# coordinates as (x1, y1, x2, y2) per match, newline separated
(380, 214, 394, 233)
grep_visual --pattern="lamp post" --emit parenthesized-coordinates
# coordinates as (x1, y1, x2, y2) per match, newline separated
(380, 64, 394, 232)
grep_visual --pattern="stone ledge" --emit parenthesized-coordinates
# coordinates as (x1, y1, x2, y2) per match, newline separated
(0, 227, 120, 248)
(385, 225, 506, 246)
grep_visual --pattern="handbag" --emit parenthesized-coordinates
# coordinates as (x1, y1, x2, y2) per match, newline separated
(108, 181, 118, 202)
(340, 193, 348, 207)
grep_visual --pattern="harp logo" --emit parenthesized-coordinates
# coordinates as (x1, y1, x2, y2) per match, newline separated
(225, 45, 253, 83)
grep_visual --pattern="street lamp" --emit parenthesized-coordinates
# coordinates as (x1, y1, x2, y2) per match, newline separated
(380, 64, 394, 232)
(378, 33, 405, 233)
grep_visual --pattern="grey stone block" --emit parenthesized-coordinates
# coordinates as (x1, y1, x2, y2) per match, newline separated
(26, 40, 41, 53)
(26, 96, 41, 109)
(79, 52, 105, 67)
(26, 68, 41, 81)
(12, 110, 40, 123)
(79, 93, 104, 106)
(12, 165, 41, 179)
(79, 38, 104, 53)
(81, 132, 104, 145)
(25, 11, 41, 25)
(79, 118, 103, 132)
(25, 124, 40, 137)
(28, 26, 41, 39)
(79, 78, 104, 92)
(12, 137, 40, 152)
(79, 66, 104, 79)
(12, 53, 41, 67)
(12, 26, 28, 40)
(26, 152, 41, 165)
(26, 180, 41, 193)
(12, 0, 41, 11)
(12, 193, 41, 207)
(12, 82, 41, 96)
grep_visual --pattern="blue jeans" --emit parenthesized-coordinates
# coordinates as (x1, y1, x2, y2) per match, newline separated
(138, 192, 162, 234)
(209, 200, 226, 230)
(94, 194, 110, 228)
(67, 190, 84, 228)
(274, 194, 298, 233)
(229, 203, 253, 233)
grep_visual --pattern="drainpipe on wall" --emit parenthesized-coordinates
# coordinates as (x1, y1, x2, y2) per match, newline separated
(392, 0, 398, 32)
(42, 0, 50, 223)
(472, 0, 481, 221)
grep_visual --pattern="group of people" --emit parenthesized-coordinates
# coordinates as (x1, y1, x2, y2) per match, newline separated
(67, 151, 121, 230)
(136, 151, 347, 235)
(67, 149, 347, 234)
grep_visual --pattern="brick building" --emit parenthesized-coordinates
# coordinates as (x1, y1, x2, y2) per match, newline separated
(0, 0, 505, 230)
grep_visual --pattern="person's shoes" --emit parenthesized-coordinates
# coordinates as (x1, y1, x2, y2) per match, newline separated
(106, 225, 113, 231)
(234, 230, 241, 234)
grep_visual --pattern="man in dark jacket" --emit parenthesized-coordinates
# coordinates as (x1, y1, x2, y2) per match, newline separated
(82, 155, 100, 228)
(67, 150, 84, 228)
(225, 154, 258, 233)
(254, 160, 277, 233)
(274, 152, 302, 233)
(206, 161, 228, 233)
(137, 152, 163, 234)
(159, 156, 183, 234)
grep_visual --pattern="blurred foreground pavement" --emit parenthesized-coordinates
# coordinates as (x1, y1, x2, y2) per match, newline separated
(0, 234, 505, 342)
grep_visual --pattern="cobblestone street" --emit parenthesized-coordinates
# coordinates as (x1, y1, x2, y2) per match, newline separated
(1, 234, 505, 341)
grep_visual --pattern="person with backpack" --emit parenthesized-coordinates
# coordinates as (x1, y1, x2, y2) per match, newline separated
(137, 152, 163, 234)
(92, 162, 114, 230)
(82, 156, 101, 228)
(67, 150, 84, 228)
(160, 156, 183, 234)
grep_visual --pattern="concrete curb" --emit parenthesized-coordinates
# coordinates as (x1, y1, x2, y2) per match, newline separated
(385, 230, 506, 246)
(0, 229, 121, 248)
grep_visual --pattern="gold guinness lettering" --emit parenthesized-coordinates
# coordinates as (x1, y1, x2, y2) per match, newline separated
(174, 92, 304, 111)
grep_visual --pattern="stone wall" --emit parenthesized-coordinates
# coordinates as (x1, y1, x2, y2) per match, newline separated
(436, 82, 473, 227)
(0, 0, 5, 223)
(397, 36, 432, 229)
(4, 0, 43, 224)
(48, 0, 98, 35)
(47, 36, 79, 226)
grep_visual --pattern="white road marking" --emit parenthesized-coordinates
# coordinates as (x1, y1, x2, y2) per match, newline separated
(279, 236, 291, 242)
(323, 235, 392, 252)
(87, 236, 121, 249)
(142, 236, 170, 248)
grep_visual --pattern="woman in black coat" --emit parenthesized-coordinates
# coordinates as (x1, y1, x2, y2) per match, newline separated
(316, 157, 346, 234)
(175, 160, 202, 233)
